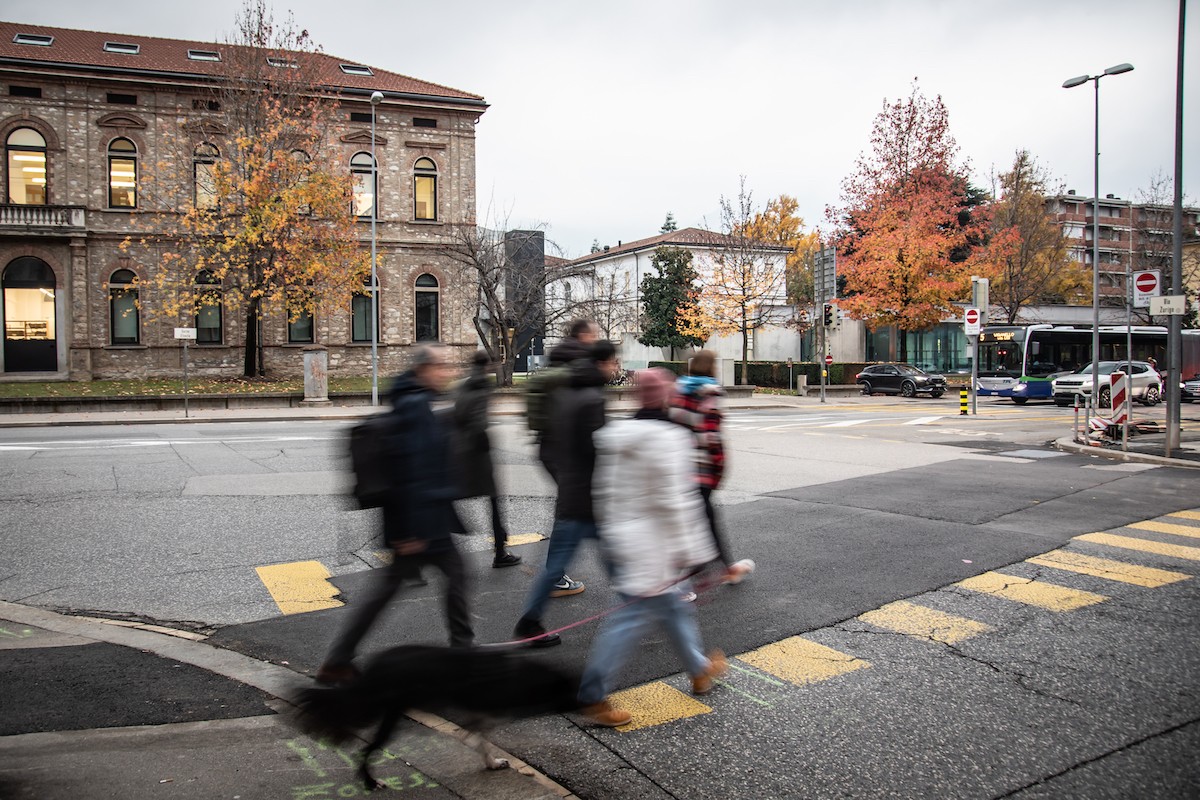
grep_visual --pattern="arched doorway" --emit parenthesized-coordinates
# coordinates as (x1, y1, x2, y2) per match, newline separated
(3, 256, 57, 372)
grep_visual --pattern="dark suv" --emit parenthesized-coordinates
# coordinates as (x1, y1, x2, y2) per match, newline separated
(856, 363, 947, 398)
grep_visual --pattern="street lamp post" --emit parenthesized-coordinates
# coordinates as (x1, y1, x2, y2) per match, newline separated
(369, 91, 383, 407)
(1063, 63, 1133, 420)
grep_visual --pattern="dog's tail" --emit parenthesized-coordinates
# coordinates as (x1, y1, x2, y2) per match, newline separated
(288, 685, 379, 745)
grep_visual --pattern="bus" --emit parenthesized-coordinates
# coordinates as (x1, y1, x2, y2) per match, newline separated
(976, 324, 1200, 404)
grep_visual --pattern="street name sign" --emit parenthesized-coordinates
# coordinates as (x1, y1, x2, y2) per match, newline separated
(963, 307, 981, 336)
(1133, 270, 1161, 308)
(1150, 295, 1187, 316)
(174, 327, 197, 340)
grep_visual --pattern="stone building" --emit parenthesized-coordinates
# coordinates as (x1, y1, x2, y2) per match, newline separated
(0, 21, 487, 380)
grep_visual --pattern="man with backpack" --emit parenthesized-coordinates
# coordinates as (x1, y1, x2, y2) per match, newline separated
(524, 318, 599, 597)
(317, 344, 470, 685)
(514, 338, 620, 647)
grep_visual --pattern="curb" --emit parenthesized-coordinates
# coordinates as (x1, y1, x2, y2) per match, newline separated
(1054, 436, 1200, 469)
(0, 601, 575, 800)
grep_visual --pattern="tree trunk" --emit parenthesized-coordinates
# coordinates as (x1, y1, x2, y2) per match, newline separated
(243, 305, 258, 377)
(740, 325, 749, 385)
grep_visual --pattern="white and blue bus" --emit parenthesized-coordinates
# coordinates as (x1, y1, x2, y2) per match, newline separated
(976, 324, 1200, 404)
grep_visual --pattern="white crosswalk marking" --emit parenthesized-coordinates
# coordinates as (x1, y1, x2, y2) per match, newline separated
(904, 416, 944, 426)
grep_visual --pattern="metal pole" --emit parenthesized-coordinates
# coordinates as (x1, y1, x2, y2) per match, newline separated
(1125, 225, 1132, 451)
(970, 335, 978, 415)
(369, 93, 382, 407)
(1091, 75, 1101, 430)
(182, 339, 190, 419)
(1166, 0, 1185, 455)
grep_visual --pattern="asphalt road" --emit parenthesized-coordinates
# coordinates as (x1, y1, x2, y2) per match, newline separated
(2, 399, 1198, 798)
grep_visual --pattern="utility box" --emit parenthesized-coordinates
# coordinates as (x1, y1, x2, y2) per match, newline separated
(302, 345, 330, 405)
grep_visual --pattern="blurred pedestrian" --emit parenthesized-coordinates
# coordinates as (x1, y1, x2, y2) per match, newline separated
(670, 350, 754, 585)
(317, 344, 471, 685)
(454, 350, 520, 568)
(579, 368, 726, 727)
(513, 339, 620, 646)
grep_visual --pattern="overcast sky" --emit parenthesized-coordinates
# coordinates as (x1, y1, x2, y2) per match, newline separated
(8, 0, 1197, 257)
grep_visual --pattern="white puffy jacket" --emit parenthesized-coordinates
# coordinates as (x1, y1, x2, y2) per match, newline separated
(593, 416, 716, 597)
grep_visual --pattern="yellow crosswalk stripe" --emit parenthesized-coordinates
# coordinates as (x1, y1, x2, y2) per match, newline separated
(1027, 550, 1191, 588)
(1168, 510, 1200, 522)
(736, 637, 869, 686)
(255, 561, 343, 615)
(1127, 520, 1200, 540)
(1076, 532, 1200, 561)
(956, 571, 1107, 611)
(607, 681, 712, 732)
(858, 600, 991, 644)
(507, 533, 547, 546)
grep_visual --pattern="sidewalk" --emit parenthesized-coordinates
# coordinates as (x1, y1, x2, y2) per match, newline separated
(0, 601, 571, 800)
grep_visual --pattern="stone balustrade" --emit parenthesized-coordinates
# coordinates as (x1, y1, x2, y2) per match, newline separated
(0, 204, 86, 229)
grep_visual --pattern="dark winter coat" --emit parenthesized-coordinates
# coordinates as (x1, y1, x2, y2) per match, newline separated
(548, 337, 591, 366)
(381, 371, 458, 552)
(547, 358, 608, 521)
(452, 369, 497, 499)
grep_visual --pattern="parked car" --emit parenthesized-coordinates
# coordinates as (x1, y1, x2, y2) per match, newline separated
(856, 364, 947, 398)
(1051, 361, 1161, 407)
(1181, 373, 1200, 403)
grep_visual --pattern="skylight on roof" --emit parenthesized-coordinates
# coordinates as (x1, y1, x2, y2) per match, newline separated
(13, 33, 54, 47)
(187, 49, 222, 62)
(266, 57, 299, 69)
(340, 64, 373, 77)
(104, 41, 141, 55)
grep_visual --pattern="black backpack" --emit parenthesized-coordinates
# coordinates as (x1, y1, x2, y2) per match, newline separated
(348, 411, 404, 508)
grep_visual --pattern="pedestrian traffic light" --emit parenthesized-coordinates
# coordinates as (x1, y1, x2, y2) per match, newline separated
(823, 303, 834, 327)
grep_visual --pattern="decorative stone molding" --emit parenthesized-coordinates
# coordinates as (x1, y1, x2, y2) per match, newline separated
(405, 140, 447, 150)
(96, 112, 148, 131)
(341, 130, 387, 146)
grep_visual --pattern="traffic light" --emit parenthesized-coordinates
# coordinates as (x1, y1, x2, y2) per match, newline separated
(823, 303, 834, 327)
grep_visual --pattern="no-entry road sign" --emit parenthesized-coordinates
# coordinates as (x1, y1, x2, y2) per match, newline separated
(824, 354, 834, 366)
(963, 307, 981, 335)
(1133, 270, 1161, 308)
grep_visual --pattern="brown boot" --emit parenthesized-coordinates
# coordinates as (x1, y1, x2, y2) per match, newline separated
(691, 649, 727, 695)
(582, 700, 632, 727)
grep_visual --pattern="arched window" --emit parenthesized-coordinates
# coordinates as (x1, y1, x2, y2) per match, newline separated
(194, 269, 222, 344)
(2, 256, 57, 372)
(351, 274, 379, 343)
(193, 143, 219, 210)
(415, 273, 439, 341)
(351, 152, 375, 218)
(108, 138, 138, 208)
(6, 128, 47, 205)
(108, 268, 139, 345)
(413, 157, 437, 221)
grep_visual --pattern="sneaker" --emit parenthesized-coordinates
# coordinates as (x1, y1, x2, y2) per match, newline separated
(492, 552, 522, 568)
(679, 591, 697, 603)
(723, 559, 756, 585)
(582, 701, 632, 727)
(549, 575, 585, 597)
(315, 662, 360, 687)
(691, 649, 727, 696)
(513, 618, 561, 648)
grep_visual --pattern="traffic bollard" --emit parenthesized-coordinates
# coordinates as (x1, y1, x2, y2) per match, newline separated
(959, 387, 968, 416)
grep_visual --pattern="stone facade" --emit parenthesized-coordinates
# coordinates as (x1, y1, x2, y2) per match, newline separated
(0, 22, 486, 380)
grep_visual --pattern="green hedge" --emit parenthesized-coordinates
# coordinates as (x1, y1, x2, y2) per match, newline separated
(648, 360, 872, 387)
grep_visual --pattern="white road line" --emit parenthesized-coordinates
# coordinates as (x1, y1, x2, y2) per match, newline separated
(904, 416, 944, 426)
(0, 435, 337, 451)
(825, 419, 876, 427)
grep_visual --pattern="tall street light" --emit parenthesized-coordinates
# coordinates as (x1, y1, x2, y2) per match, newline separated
(369, 90, 383, 407)
(1062, 63, 1133, 417)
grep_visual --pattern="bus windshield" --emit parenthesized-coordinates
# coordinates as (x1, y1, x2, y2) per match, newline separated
(977, 339, 1023, 377)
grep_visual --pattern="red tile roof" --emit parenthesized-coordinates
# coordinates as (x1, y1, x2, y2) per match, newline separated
(0, 20, 485, 105)
(567, 227, 791, 266)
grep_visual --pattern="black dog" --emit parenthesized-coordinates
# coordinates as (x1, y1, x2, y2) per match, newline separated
(291, 644, 581, 790)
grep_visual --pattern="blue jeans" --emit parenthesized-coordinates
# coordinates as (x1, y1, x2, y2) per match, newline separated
(578, 591, 708, 706)
(519, 517, 598, 624)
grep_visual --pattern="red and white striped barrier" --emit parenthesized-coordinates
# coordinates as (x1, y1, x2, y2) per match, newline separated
(1110, 371, 1128, 425)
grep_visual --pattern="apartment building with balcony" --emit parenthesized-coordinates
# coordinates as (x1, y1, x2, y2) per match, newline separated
(0, 21, 487, 379)
(1045, 190, 1200, 308)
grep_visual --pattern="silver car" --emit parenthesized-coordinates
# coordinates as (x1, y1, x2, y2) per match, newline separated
(1051, 361, 1162, 407)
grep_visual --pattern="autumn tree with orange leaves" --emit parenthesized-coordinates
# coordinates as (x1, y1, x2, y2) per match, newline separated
(137, 0, 368, 377)
(828, 84, 999, 350)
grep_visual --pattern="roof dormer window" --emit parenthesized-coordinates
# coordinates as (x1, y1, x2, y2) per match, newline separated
(187, 49, 222, 62)
(340, 64, 373, 77)
(13, 33, 54, 47)
(104, 41, 141, 55)
(266, 57, 299, 69)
